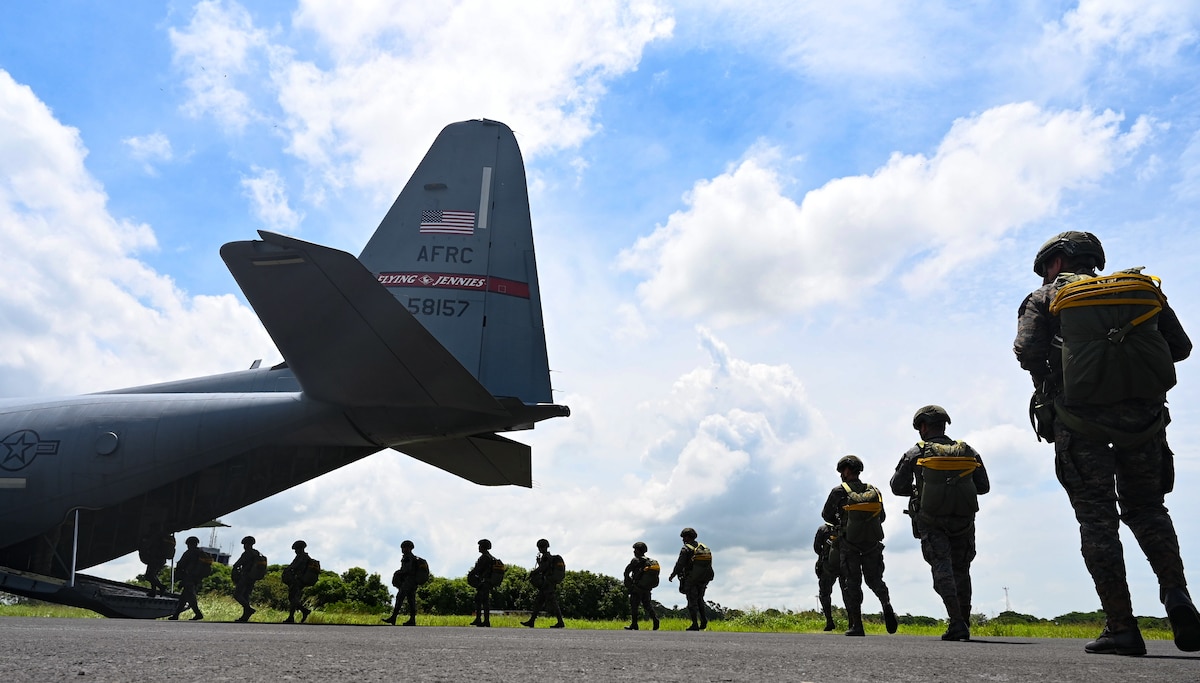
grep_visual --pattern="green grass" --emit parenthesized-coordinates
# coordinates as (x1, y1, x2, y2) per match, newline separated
(0, 599, 1175, 641)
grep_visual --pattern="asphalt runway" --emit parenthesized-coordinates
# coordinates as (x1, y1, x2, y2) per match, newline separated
(2, 618, 1198, 682)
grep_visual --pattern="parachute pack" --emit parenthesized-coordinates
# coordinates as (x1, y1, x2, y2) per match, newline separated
(490, 558, 507, 585)
(638, 558, 661, 590)
(1050, 269, 1176, 405)
(250, 553, 269, 581)
(414, 557, 431, 585)
(841, 482, 884, 545)
(549, 554, 566, 584)
(302, 558, 321, 586)
(687, 542, 715, 583)
(915, 441, 980, 518)
(190, 551, 214, 582)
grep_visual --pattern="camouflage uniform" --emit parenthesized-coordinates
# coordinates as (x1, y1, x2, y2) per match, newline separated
(813, 523, 840, 630)
(1014, 274, 1192, 636)
(231, 541, 262, 623)
(169, 542, 204, 621)
(385, 549, 418, 626)
(138, 533, 174, 597)
(890, 435, 989, 631)
(524, 549, 565, 628)
(822, 481, 894, 634)
(623, 551, 659, 630)
(282, 544, 312, 624)
(670, 532, 712, 631)
(468, 545, 496, 627)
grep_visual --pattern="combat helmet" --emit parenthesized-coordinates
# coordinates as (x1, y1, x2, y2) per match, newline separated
(912, 405, 951, 430)
(292, 540, 306, 550)
(185, 536, 200, 546)
(680, 527, 697, 539)
(241, 535, 256, 545)
(536, 538, 550, 550)
(478, 538, 492, 550)
(632, 541, 648, 553)
(1033, 231, 1105, 277)
(836, 455, 864, 474)
(401, 540, 414, 550)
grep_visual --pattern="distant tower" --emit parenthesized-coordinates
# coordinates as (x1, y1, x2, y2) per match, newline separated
(1004, 586, 1011, 612)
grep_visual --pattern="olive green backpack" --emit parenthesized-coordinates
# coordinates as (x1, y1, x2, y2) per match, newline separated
(915, 441, 979, 518)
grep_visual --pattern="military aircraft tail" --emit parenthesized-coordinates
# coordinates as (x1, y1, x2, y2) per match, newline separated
(358, 119, 553, 405)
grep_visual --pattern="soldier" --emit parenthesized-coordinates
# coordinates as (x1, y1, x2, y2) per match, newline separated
(623, 541, 660, 631)
(822, 455, 897, 637)
(813, 523, 840, 631)
(668, 527, 714, 631)
(1014, 231, 1200, 655)
(281, 540, 313, 624)
(890, 405, 990, 641)
(383, 540, 419, 626)
(168, 536, 204, 621)
(467, 539, 497, 627)
(522, 538, 566, 628)
(231, 535, 263, 623)
(138, 531, 174, 598)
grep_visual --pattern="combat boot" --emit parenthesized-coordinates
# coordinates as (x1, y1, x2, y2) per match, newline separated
(652, 615, 660, 630)
(845, 604, 864, 637)
(1085, 626, 1146, 656)
(381, 615, 397, 625)
(624, 620, 639, 630)
(402, 616, 416, 626)
(190, 611, 203, 621)
(883, 603, 898, 634)
(822, 605, 836, 631)
(300, 607, 311, 624)
(551, 619, 565, 628)
(941, 618, 970, 641)
(283, 615, 296, 624)
(521, 617, 536, 628)
(167, 613, 180, 621)
(1164, 587, 1200, 652)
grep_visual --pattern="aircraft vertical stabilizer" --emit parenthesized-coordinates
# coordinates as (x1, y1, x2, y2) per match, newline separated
(358, 119, 553, 405)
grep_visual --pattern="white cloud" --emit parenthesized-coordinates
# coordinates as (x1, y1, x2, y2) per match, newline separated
(1042, 0, 1200, 66)
(123, 132, 174, 175)
(618, 103, 1149, 325)
(169, 0, 271, 131)
(240, 166, 304, 232)
(169, 0, 674, 199)
(0, 69, 273, 395)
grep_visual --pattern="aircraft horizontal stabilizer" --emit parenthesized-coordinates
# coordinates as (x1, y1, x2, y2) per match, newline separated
(220, 232, 505, 414)
(398, 433, 532, 487)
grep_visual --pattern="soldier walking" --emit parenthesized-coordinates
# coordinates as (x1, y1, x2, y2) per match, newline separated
(890, 405, 989, 641)
(813, 523, 840, 631)
(522, 539, 566, 628)
(467, 539, 498, 627)
(822, 455, 897, 637)
(281, 540, 313, 624)
(168, 536, 205, 621)
(668, 527, 714, 631)
(1014, 231, 1200, 655)
(623, 541, 660, 630)
(383, 540, 420, 626)
(231, 535, 263, 623)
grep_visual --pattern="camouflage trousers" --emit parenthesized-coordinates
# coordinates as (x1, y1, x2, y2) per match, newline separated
(392, 579, 417, 617)
(839, 541, 891, 610)
(628, 587, 655, 620)
(531, 583, 561, 617)
(917, 521, 975, 621)
(1054, 402, 1186, 630)
(684, 579, 709, 618)
(816, 555, 839, 610)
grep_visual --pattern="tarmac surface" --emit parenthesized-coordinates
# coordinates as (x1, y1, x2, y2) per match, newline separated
(2, 617, 1198, 682)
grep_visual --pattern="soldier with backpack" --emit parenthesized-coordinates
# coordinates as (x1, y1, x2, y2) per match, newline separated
(138, 531, 174, 598)
(168, 536, 206, 621)
(383, 540, 427, 626)
(467, 538, 501, 627)
(813, 523, 840, 631)
(623, 541, 660, 631)
(890, 405, 989, 642)
(822, 455, 897, 637)
(231, 535, 265, 623)
(281, 540, 313, 624)
(1015, 231, 1200, 656)
(522, 538, 566, 628)
(668, 527, 714, 631)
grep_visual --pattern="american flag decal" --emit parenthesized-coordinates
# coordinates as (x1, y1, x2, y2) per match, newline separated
(419, 209, 476, 235)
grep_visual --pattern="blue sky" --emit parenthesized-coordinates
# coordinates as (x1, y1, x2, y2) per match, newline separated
(4, 1, 1200, 620)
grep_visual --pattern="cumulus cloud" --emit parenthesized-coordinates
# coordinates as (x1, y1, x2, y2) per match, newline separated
(0, 69, 272, 395)
(618, 103, 1150, 325)
(240, 166, 304, 232)
(168, 0, 674, 198)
